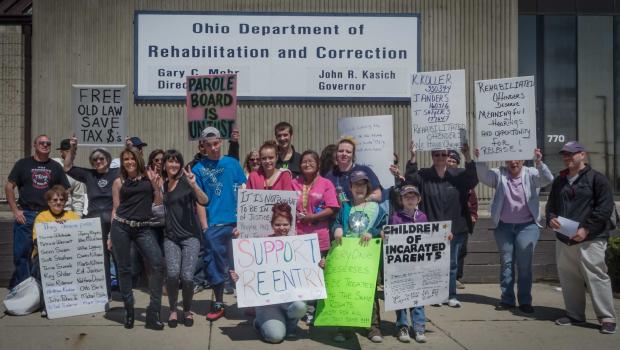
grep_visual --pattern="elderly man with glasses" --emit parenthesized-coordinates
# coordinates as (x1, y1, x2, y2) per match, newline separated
(4, 134, 71, 288)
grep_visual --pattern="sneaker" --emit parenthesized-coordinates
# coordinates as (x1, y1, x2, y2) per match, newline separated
(414, 331, 427, 343)
(518, 304, 534, 314)
(206, 303, 225, 321)
(600, 322, 617, 334)
(193, 284, 206, 295)
(333, 332, 347, 343)
(224, 286, 235, 295)
(456, 280, 465, 289)
(447, 298, 461, 308)
(397, 326, 411, 343)
(41, 309, 47, 318)
(495, 302, 515, 311)
(303, 311, 314, 326)
(555, 316, 586, 326)
(368, 326, 383, 343)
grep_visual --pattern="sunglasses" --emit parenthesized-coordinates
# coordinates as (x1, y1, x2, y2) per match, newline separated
(153, 158, 163, 163)
(92, 157, 106, 163)
(432, 153, 449, 157)
(38, 141, 52, 146)
(249, 158, 260, 162)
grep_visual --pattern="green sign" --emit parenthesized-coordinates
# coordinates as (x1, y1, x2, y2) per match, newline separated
(314, 237, 382, 328)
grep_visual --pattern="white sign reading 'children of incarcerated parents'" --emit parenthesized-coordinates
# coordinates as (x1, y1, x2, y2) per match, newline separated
(237, 189, 298, 238)
(411, 70, 467, 151)
(36, 218, 107, 319)
(233, 234, 326, 307)
(135, 12, 419, 100)
(382, 221, 451, 311)
(72, 85, 127, 146)
(475, 76, 536, 161)
(338, 115, 394, 187)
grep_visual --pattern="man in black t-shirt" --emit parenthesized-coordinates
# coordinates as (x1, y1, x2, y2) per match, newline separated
(4, 134, 71, 288)
(274, 121, 302, 177)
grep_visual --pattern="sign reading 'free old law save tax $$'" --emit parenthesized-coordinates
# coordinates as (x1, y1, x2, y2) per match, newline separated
(134, 11, 419, 100)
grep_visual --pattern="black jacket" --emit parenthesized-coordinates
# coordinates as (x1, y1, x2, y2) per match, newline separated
(546, 165, 614, 245)
(404, 161, 478, 234)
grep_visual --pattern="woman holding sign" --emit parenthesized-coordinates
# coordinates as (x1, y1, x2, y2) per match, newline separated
(31, 185, 81, 317)
(161, 150, 209, 328)
(475, 148, 553, 313)
(230, 203, 308, 343)
(247, 140, 293, 190)
(109, 147, 165, 330)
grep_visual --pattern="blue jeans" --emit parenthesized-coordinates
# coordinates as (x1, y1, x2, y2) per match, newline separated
(494, 221, 539, 306)
(10, 210, 38, 288)
(395, 306, 425, 333)
(203, 224, 234, 286)
(255, 301, 307, 343)
(449, 232, 468, 299)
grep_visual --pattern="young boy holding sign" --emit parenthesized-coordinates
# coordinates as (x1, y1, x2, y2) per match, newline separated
(388, 185, 428, 343)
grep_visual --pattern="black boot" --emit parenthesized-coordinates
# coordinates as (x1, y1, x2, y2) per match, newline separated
(124, 304, 134, 329)
(145, 309, 164, 331)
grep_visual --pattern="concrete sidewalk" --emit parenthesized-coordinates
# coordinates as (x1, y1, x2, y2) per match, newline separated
(0, 283, 617, 350)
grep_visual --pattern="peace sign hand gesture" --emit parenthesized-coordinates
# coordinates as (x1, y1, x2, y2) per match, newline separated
(146, 167, 162, 190)
(183, 167, 196, 186)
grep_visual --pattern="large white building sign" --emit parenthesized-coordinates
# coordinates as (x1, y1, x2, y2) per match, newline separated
(135, 12, 419, 100)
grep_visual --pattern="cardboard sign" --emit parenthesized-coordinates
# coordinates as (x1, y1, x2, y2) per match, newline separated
(237, 189, 298, 238)
(233, 234, 326, 308)
(36, 218, 107, 319)
(411, 70, 467, 151)
(475, 76, 536, 161)
(337, 115, 394, 187)
(382, 221, 451, 311)
(314, 237, 382, 328)
(186, 74, 237, 140)
(72, 85, 126, 146)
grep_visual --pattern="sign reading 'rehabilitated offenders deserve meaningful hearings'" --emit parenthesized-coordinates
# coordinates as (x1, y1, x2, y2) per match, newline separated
(337, 115, 394, 187)
(410, 70, 467, 151)
(135, 12, 419, 100)
(237, 189, 298, 238)
(72, 85, 127, 146)
(475, 76, 537, 161)
(186, 74, 237, 140)
(232, 234, 326, 308)
(36, 218, 108, 319)
(314, 237, 382, 328)
(382, 221, 451, 311)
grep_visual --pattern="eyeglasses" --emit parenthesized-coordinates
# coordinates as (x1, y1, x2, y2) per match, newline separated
(48, 198, 65, 203)
(432, 153, 449, 158)
(301, 160, 317, 165)
(38, 141, 52, 146)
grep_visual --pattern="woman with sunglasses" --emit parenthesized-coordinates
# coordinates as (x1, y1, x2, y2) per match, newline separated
(475, 148, 553, 314)
(243, 150, 261, 179)
(64, 137, 119, 298)
(404, 143, 478, 308)
(109, 147, 165, 330)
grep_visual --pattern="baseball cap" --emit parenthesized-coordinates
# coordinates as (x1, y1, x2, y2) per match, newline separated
(350, 170, 369, 184)
(400, 185, 421, 197)
(56, 139, 71, 151)
(129, 136, 147, 148)
(200, 127, 221, 140)
(559, 141, 586, 154)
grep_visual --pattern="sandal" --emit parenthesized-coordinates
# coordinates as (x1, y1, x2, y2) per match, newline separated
(183, 311, 194, 327)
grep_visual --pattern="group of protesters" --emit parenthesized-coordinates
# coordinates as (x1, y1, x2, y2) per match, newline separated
(4, 121, 617, 343)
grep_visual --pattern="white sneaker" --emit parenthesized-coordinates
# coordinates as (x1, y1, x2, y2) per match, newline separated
(415, 331, 427, 343)
(397, 326, 411, 343)
(448, 298, 461, 308)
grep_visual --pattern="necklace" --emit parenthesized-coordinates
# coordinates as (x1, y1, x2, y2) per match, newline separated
(301, 175, 318, 213)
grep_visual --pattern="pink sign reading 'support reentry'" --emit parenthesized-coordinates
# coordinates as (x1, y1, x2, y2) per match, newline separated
(186, 74, 237, 121)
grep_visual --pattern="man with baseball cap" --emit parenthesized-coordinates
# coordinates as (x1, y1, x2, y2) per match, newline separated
(546, 141, 616, 334)
(52, 139, 86, 216)
(192, 126, 246, 321)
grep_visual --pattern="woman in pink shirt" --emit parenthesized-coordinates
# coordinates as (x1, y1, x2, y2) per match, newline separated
(247, 140, 293, 190)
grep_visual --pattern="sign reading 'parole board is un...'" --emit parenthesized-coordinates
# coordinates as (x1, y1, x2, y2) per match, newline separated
(382, 221, 451, 311)
(186, 74, 237, 140)
(232, 234, 326, 307)
(411, 70, 467, 151)
(237, 189, 298, 238)
(475, 76, 536, 161)
(72, 85, 127, 146)
(36, 218, 107, 319)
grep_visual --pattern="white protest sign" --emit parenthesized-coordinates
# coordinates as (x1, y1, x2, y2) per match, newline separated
(232, 234, 326, 307)
(338, 115, 394, 187)
(411, 70, 467, 151)
(475, 76, 536, 161)
(72, 85, 127, 146)
(237, 189, 298, 238)
(36, 218, 107, 319)
(382, 221, 451, 311)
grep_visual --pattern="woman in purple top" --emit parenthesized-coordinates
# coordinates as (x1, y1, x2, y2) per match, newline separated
(475, 148, 554, 314)
(388, 185, 429, 344)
